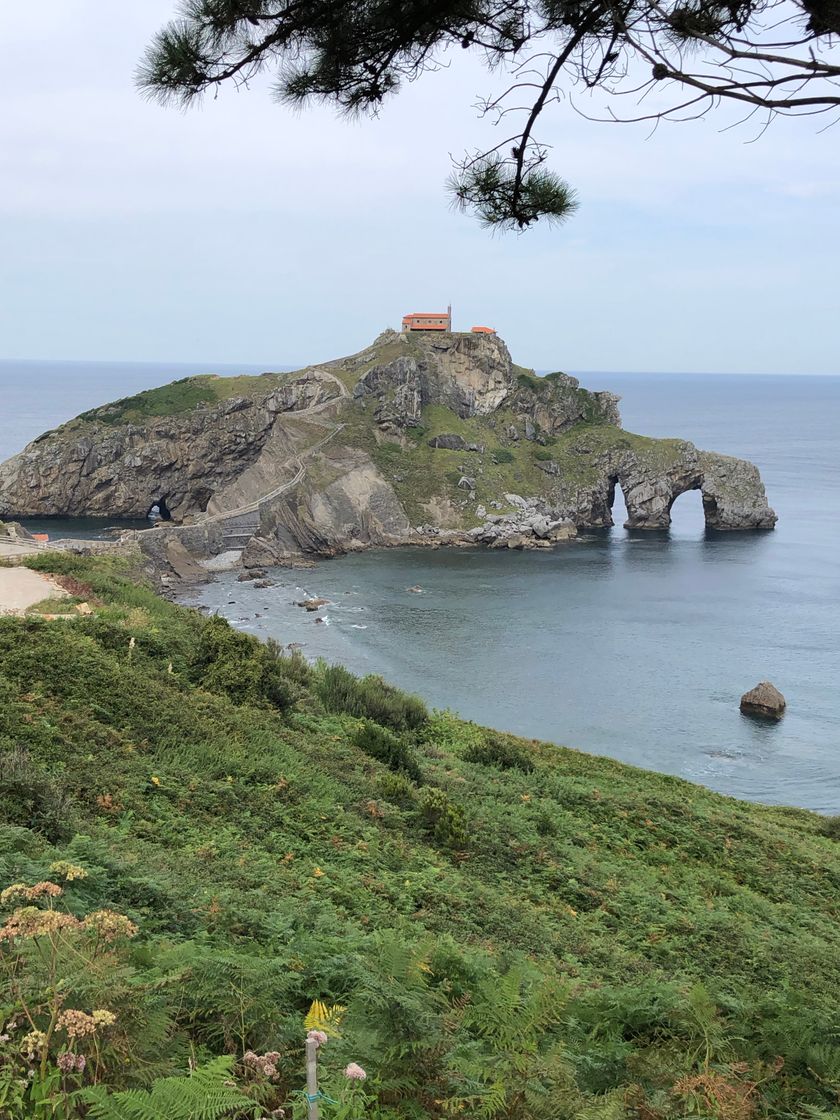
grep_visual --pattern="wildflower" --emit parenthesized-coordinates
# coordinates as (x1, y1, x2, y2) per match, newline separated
(150, 775, 161, 787)
(312, 867, 324, 877)
(344, 1062, 367, 1080)
(91, 1010, 117, 1028)
(21, 1030, 47, 1060)
(306, 1029, 328, 1048)
(57, 1052, 77, 1073)
(75, 1054, 86, 1072)
(83, 909, 138, 941)
(243, 1050, 280, 1078)
(0, 907, 82, 941)
(1, 881, 62, 905)
(28, 881, 63, 899)
(57, 1011, 98, 1040)
(49, 862, 88, 882)
(0, 883, 29, 905)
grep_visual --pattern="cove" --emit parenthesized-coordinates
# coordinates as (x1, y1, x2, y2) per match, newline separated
(193, 513, 840, 814)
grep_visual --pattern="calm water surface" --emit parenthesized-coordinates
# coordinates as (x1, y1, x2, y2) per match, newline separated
(2, 361, 838, 811)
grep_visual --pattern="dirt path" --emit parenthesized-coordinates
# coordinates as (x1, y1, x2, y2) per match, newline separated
(0, 567, 67, 615)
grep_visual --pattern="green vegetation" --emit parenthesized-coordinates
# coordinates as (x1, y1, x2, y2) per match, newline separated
(490, 448, 515, 465)
(77, 377, 220, 425)
(1, 553, 839, 1118)
(69, 369, 298, 429)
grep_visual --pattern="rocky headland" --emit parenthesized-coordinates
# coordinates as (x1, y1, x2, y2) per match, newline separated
(0, 331, 776, 572)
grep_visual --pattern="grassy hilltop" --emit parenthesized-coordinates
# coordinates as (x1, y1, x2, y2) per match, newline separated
(0, 553, 838, 1118)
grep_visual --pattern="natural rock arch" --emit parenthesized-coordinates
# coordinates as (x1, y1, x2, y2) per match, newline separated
(146, 497, 172, 521)
(604, 449, 776, 531)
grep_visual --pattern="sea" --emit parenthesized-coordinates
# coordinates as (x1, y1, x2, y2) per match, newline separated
(1, 358, 838, 813)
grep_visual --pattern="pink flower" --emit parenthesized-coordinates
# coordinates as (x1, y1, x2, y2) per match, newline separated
(57, 1053, 76, 1073)
(75, 1054, 86, 1072)
(344, 1062, 367, 1081)
(306, 1030, 328, 1048)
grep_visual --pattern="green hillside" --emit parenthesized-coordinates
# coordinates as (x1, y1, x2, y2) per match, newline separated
(0, 552, 838, 1119)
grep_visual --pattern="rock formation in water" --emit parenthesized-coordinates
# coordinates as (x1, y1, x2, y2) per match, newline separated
(0, 330, 777, 565)
(740, 681, 786, 719)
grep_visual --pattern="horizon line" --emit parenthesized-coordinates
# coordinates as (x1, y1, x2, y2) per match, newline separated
(1, 356, 838, 379)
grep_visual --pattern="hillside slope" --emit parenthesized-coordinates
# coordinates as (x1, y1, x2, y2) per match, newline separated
(0, 552, 837, 1118)
(0, 333, 776, 567)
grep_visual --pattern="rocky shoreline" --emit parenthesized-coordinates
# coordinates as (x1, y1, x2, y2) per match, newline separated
(0, 331, 777, 581)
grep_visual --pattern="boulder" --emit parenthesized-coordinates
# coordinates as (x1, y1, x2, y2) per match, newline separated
(428, 433, 467, 451)
(164, 540, 208, 583)
(740, 681, 786, 719)
(457, 476, 476, 491)
(298, 598, 329, 612)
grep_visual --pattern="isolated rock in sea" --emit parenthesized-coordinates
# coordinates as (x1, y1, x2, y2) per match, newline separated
(0, 329, 777, 565)
(740, 681, 786, 719)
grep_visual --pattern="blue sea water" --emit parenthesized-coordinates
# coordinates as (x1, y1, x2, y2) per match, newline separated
(1, 360, 838, 812)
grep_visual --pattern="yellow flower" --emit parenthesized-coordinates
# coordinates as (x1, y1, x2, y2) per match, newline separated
(49, 861, 87, 882)
(312, 867, 324, 878)
(150, 776, 161, 787)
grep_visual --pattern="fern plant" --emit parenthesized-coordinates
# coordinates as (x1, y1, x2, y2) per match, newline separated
(305, 999, 346, 1039)
(82, 1057, 260, 1120)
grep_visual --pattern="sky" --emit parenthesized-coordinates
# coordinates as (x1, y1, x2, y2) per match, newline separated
(0, 2, 837, 374)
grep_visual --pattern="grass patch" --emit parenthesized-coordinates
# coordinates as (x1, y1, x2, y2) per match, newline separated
(78, 377, 220, 424)
(25, 596, 77, 615)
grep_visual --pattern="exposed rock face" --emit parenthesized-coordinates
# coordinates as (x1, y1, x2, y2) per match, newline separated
(0, 330, 777, 565)
(255, 449, 411, 562)
(700, 452, 778, 530)
(740, 681, 786, 719)
(0, 371, 342, 522)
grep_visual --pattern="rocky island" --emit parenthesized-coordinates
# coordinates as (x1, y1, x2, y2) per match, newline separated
(0, 331, 776, 569)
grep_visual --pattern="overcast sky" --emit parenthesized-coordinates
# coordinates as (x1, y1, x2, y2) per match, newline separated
(0, 1, 837, 374)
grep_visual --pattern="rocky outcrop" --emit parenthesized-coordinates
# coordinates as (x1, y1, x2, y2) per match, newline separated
(0, 371, 342, 522)
(740, 681, 786, 719)
(565, 440, 777, 531)
(700, 452, 778, 530)
(0, 330, 777, 566)
(252, 449, 411, 564)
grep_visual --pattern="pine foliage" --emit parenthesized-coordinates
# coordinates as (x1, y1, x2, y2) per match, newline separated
(139, 0, 840, 229)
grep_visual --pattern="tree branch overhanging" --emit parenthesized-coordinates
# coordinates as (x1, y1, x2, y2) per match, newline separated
(140, 0, 840, 230)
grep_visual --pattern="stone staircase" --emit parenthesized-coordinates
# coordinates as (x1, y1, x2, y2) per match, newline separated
(218, 510, 260, 551)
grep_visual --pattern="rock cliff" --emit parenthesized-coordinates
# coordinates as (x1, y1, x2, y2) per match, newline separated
(0, 331, 776, 565)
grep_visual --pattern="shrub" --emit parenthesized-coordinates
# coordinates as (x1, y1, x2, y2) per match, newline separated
(353, 722, 422, 783)
(464, 733, 535, 773)
(819, 815, 840, 840)
(376, 770, 417, 805)
(417, 787, 469, 849)
(190, 615, 300, 710)
(534, 448, 555, 462)
(0, 743, 74, 842)
(316, 664, 428, 730)
(491, 449, 515, 464)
